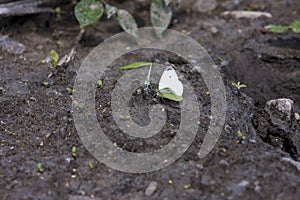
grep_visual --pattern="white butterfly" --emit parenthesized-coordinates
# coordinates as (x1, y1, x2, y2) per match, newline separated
(158, 66, 183, 101)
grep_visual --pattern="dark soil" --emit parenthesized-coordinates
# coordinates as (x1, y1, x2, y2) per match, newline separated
(1, 0, 300, 199)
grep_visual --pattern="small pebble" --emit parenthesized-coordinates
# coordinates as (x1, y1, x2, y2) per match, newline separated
(295, 112, 300, 121)
(219, 159, 229, 167)
(145, 181, 157, 196)
(238, 180, 249, 187)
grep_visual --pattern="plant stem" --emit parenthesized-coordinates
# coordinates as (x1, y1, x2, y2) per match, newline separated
(144, 63, 153, 89)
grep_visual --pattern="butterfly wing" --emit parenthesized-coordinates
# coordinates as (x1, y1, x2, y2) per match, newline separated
(158, 66, 183, 97)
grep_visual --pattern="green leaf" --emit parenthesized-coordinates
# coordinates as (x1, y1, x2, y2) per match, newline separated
(105, 4, 118, 19)
(42, 81, 49, 87)
(97, 80, 103, 87)
(117, 9, 138, 38)
(118, 62, 152, 70)
(37, 163, 43, 173)
(49, 50, 59, 67)
(88, 161, 94, 169)
(151, 0, 172, 37)
(72, 146, 77, 157)
(158, 88, 183, 101)
(66, 87, 76, 94)
(264, 24, 290, 33)
(74, 0, 104, 28)
(290, 20, 300, 33)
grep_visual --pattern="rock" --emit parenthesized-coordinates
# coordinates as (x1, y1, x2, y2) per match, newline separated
(0, 35, 25, 55)
(254, 98, 300, 160)
(145, 181, 157, 196)
(219, 159, 229, 167)
(265, 98, 294, 130)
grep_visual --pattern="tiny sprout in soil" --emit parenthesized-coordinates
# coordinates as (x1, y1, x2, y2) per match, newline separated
(66, 87, 76, 94)
(41, 50, 59, 67)
(97, 80, 103, 87)
(88, 161, 94, 169)
(37, 163, 43, 173)
(72, 146, 77, 158)
(232, 81, 247, 90)
(42, 82, 49, 87)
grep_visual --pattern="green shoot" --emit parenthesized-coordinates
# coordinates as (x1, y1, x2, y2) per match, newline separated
(37, 162, 43, 173)
(72, 146, 77, 158)
(237, 130, 246, 140)
(232, 82, 247, 90)
(88, 161, 94, 169)
(118, 62, 152, 70)
(119, 115, 131, 120)
(7, 131, 15, 135)
(97, 80, 103, 87)
(66, 87, 76, 94)
(42, 82, 49, 87)
(40, 50, 59, 67)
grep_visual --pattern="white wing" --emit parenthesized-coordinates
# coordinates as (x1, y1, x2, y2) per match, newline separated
(158, 66, 183, 97)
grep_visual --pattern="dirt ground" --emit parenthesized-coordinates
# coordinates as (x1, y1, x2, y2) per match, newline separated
(0, 0, 300, 199)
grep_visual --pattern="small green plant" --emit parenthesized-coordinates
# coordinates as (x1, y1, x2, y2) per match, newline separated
(66, 87, 76, 94)
(232, 81, 247, 90)
(37, 162, 43, 173)
(72, 146, 77, 158)
(7, 131, 16, 136)
(41, 50, 59, 67)
(88, 161, 94, 169)
(97, 80, 103, 87)
(264, 20, 300, 33)
(237, 130, 246, 140)
(184, 183, 192, 189)
(74, 0, 173, 37)
(42, 82, 49, 87)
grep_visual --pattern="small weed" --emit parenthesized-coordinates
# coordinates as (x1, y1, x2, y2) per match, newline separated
(97, 80, 103, 87)
(66, 87, 76, 94)
(7, 131, 15, 136)
(184, 183, 192, 189)
(42, 82, 49, 87)
(37, 162, 43, 173)
(264, 20, 300, 33)
(41, 50, 59, 67)
(88, 161, 94, 169)
(232, 81, 247, 90)
(72, 146, 77, 158)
